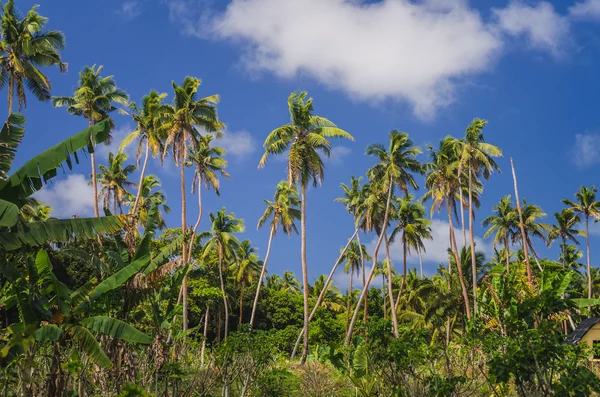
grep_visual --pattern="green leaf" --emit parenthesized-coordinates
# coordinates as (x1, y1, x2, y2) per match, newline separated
(80, 316, 152, 344)
(572, 298, 600, 308)
(0, 113, 26, 181)
(68, 325, 112, 369)
(0, 198, 20, 227)
(143, 232, 186, 275)
(35, 324, 63, 342)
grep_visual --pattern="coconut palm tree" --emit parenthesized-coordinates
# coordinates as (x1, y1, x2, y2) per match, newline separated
(423, 137, 472, 319)
(0, 0, 67, 114)
(549, 209, 582, 268)
(510, 199, 551, 272)
(163, 77, 224, 331)
(483, 195, 517, 273)
(457, 119, 501, 316)
(281, 271, 301, 294)
(309, 275, 344, 313)
(199, 208, 244, 339)
(342, 240, 371, 332)
(127, 174, 171, 229)
(231, 240, 262, 324)
(563, 186, 600, 299)
(52, 65, 128, 218)
(250, 181, 301, 327)
(258, 91, 353, 362)
(97, 151, 136, 214)
(20, 199, 52, 222)
(120, 90, 168, 213)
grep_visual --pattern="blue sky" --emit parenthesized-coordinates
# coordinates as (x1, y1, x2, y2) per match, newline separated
(11, 0, 600, 286)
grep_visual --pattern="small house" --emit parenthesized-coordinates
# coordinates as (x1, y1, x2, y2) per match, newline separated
(565, 317, 600, 360)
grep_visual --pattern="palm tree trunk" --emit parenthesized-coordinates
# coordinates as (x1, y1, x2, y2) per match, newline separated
(250, 225, 275, 328)
(418, 246, 423, 278)
(458, 173, 466, 247)
(201, 305, 209, 366)
(180, 155, 189, 332)
(239, 284, 244, 325)
(357, 233, 368, 324)
(300, 184, 310, 364)
(218, 244, 229, 339)
(511, 158, 532, 286)
(448, 201, 471, 319)
(113, 190, 117, 215)
(345, 272, 353, 334)
(345, 179, 395, 345)
(187, 177, 203, 261)
(382, 273, 387, 320)
(291, 228, 359, 359)
(393, 238, 408, 314)
(384, 230, 399, 337)
(468, 166, 478, 317)
(7, 77, 14, 116)
(505, 235, 510, 274)
(587, 216, 592, 299)
(132, 140, 150, 214)
(90, 119, 100, 218)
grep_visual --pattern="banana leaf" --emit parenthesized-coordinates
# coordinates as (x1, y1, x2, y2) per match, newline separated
(80, 316, 152, 344)
(0, 113, 26, 180)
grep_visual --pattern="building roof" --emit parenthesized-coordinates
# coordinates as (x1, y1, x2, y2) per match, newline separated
(565, 318, 600, 345)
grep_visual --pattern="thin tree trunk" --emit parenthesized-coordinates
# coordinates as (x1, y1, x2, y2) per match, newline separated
(113, 193, 117, 216)
(291, 228, 359, 359)
(218, 244, 229, 339)
(511, 158, 532, 286)
(300, 184, 310, 364)
(180, 155, 189, 331)
(418, 246, 423, 278)
(201, 305, 209, 366)
(587, 217, 592, 299)
(468, 166, 478, 317)
(393, 239, 408, 314)
(448, 201, 471, 319)
(90, 119, 100, 218)
(505, 235, 510, 274)
(250, 225, 275, 328)
(384, 230, 399, 337)
(357, 233, 368, 324)
(382, 273, 387, 320)
(7, 77, 13, 116)
(345, 179, 395, 345)
(132, 140, 150, 214)
(239, 284, 244, 325)
(458, 173, 466, 247)
(345, 272, 353, 334)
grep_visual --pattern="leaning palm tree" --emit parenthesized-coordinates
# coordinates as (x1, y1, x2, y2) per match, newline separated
(163, 77, 224, 331)
(549, 208, 582, 268)
(97, 151, 136, 214)
(52, 65, 128, 218)
(258, 91, 353, 362)
(563, 186, 600, 299)
(457, 119, 501, 316)
(250, 181, 301, 327)
(121, 90, 168, 213)
(0, 0, 67, 114)
(342, 240, 371, 332)
(199, 208, 244, 340)
(231, 240, 262, 325)
(483, 195, 517, 273)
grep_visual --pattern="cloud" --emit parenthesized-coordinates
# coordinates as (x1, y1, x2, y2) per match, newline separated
(96, 125, 136, 162)
(117, 0, 143, 20)
(34, 174, 95, 218)
(570, 0, 600, 20)
(571, 132, 600, 168)
(493, 1, 570, 56)
(214, 130, 258, 160)
(328, 146, 353, 165)
(169, 0, 502, 118)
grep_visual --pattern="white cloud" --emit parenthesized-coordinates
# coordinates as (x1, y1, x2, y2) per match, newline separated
(570, 0, 600, 20)
(493, 1, 570, 56)
(96, 125, 136, 162)
(213, 130, 258, 159)
(328, 146, 353, 165)
(34, 174, 95, 218)
(571, 132, 600, 168)
(117, 0, 143, 20)
(169, 0, 502, 118)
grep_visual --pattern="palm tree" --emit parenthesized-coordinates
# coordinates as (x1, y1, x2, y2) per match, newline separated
(258, 91, 353, 362)
(550, 209, 582, 269)
(351, 131, 422, 339)
(342, 240, 371, 332)
(483, 195, 517, 273)
(390, 195, 432, 312)
(250, 181, 301, 327)
(563, 186, 600, 299)
(52, 65, 128, 218)
(200, 208, 244, 339)
(510, 200, 551, 272)
(121, 90, 168, 213)
(231, 240, 262, 324)
(0, 0, 66, 114)
(97, 151, 136, 214)
(281, 271, 302, 293)
(20, 199, 52, 222)
(163, 77, 224, 331)
(127, 174, 171, 229)
(457, 119, 501, 316)
(309, 275, 344, 313)
(423, 137, 472, 319)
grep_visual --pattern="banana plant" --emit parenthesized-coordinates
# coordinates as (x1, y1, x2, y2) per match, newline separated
(0, 113, 123, 250)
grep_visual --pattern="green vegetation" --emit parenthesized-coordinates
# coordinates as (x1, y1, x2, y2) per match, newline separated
(1, 2, 600, 396)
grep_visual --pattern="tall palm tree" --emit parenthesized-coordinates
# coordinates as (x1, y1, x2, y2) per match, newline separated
(52, 65, 128, 218)
(549, 209, 582, 268)
(231, 240, 262, 325)
(457, 119, 501, 316)
(563, 186, 600, 299)
(97, 151, 136, 214)
(199, 208, 244, 339)
(342, 240, 371, 332)
(250, 181, 301, 327)
(483, 195, 517, 273)
(121, 90, 168, 213)
(163, 77, 224, 331)
(0, 0, 66, 114)
(355, 131, 423, 338)
(258, 91, 353, 362)
(510, 199, 551, 272)
(127, 174, 171, 229)
(423, 137, 472, 319)
(390, 195, 432, 312)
